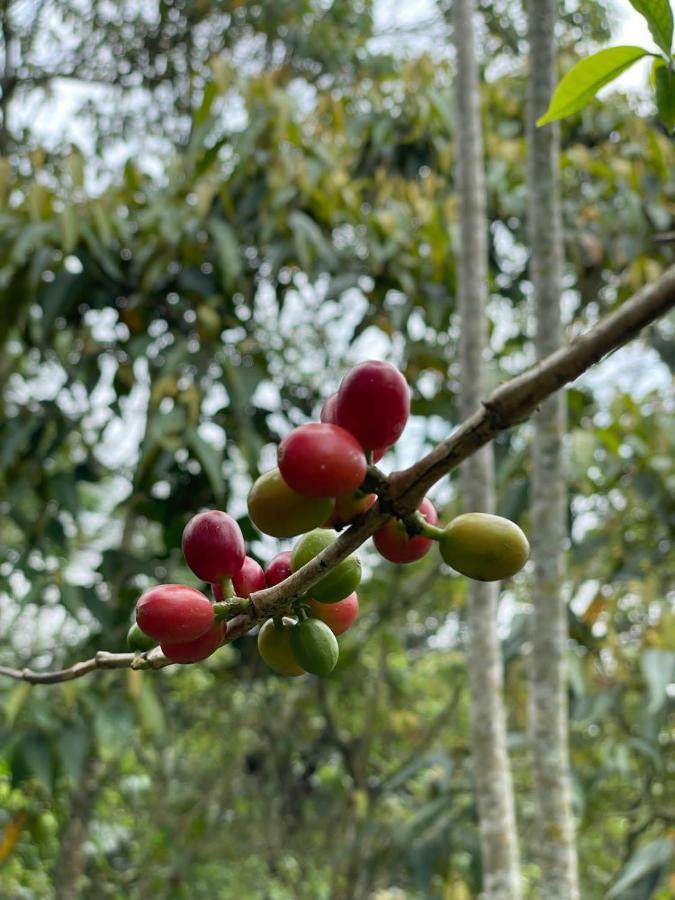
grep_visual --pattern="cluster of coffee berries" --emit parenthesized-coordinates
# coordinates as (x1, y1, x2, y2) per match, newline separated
(128, 510, 256, 663)
(129, 360, 530, 677)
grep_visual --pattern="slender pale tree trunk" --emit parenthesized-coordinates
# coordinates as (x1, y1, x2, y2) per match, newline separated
(526, 1, 580, 897)
(451, 2, 521, 897)
(54, 752, 103, 900)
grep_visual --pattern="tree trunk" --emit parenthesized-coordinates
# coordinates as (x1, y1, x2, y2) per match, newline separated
(526, 0, 580, 897)
(451, 1, 522, 897)
(53, 752, 103, 900)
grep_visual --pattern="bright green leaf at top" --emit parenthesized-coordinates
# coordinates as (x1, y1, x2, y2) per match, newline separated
(537, 46, 651, 126)
(628, 0, 673, 56)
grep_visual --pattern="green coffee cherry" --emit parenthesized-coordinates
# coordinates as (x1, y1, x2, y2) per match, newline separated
(257, 618, 305, 677)
(439, 513, 529, 582)
(291, 528, 361, 603)
(289, 618, 339, 676)
(127, 622, 157, 652)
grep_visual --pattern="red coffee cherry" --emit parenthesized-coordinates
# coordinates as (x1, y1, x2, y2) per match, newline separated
(136, 584, 214, 643)
(320, 393, 339, 424)
(232, 556, 266, 597)
(278, 423, 367, 498)
(307, 592, 359, 636)
(265, 551, 293, 587)
(161, 622, 226, 664)
(373, 497, 438, 564)
(182, 510, 246, 583)
(336, 360, 410, 450)
(321, 393, 386, 461)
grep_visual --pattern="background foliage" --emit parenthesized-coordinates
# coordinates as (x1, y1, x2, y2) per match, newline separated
(0, 1, 673, 897)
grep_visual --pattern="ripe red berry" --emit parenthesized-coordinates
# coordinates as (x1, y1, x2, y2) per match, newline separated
(182, 510, 246, 583)
(373, 497, 438, 564)
(321, 392, 386, 461)
(161, 622, 226, 664)
(336, 360, 410, 450)
(307, 592, 359, 636)
(320, 393, 339, 424)
(265, 551, 293, 587)
(232, 556, 266, 597)
(136, 584, 214, 643)
(278, 423, 367, 498)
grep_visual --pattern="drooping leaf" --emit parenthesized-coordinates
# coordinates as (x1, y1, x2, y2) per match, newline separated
(56, 724, 91, 783)
(537, 47, 651, 126)
(94, 696, 134, 757)
(11, 733, 54, 793)
(628, 0, 673, 55)
(606, 838, 673, 898)
(209, 219, 242, 291)
(186, 426, 225, 503)
(640, 648, 675, 714)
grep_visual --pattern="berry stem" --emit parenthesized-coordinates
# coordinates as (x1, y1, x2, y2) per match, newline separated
(212, 579, 235, 602)
(404, 512, 444, 541)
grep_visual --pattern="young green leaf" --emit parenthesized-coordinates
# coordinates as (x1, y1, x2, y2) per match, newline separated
(628, 0, 673, 56)
(537, 46, 651, 126)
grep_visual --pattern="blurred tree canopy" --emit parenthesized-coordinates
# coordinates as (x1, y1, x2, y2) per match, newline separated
(0, 0, 673, 897)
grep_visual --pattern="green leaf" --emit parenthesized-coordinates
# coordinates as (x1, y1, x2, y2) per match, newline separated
(288, 210, 338, 271)
(654, 62, 675, 132)
(606, 838, 673, 898)
(4, 683, 32, 727)
(628, 0, 673, 55)
(94, 697, 134, 757)
(640, 648, 675, 714)
(209, 219, 242, 291)
(11, 734, 54, 793)
(56, 725, 91, 783)
(537, 47, 651, 125)
(134, 680, 166, 737)
(186, 426, 225, 503)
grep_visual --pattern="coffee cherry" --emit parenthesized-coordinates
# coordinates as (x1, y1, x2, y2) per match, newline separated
(373, 497, 438, 564)
(257, 618, 305, 677)
(161, 622, 226, 664)
(291, 528, 361, 603)
(278, 423, 367, 498)
(290, 618, 339, 676)
(320, 393, 339, 424)
(126, 622, 156, 652)
(321, 392, 386, 461)
(247, 468, 334, 538)
(232, 556, 266, 597)
(136, 584, 214, 643)
(439, 513, 529, 581)
(328, 490, 377, 528)
(182, 510, 246, 583)
(265, 551, 293, 587)
(336, 360, 410, 450)
(307, 592, 359, 636)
